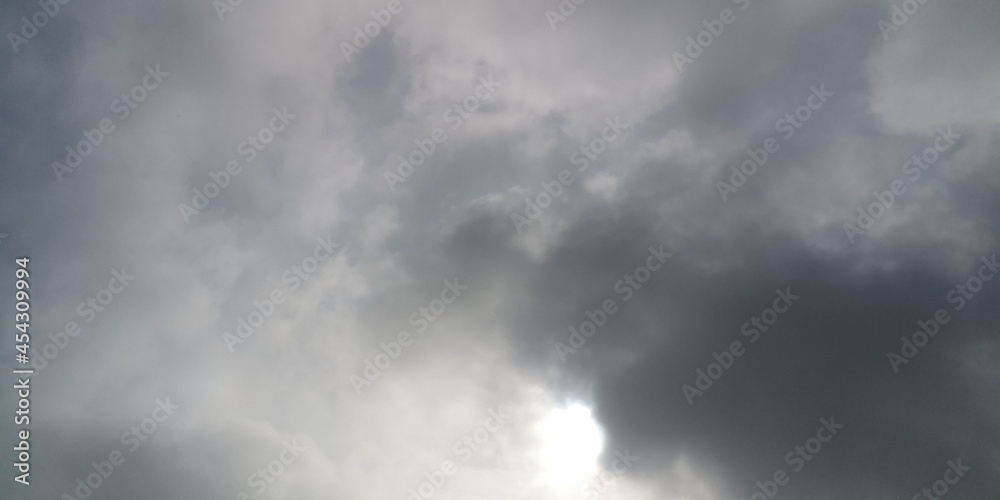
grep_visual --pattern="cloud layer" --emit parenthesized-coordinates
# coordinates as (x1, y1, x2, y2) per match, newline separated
(1, 0, 999, 498)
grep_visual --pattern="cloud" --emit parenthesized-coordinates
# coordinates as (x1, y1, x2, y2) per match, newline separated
(1, 0, 998, 498)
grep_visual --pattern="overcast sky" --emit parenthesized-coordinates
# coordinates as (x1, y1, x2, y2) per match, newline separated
(2, 0, 999, 498)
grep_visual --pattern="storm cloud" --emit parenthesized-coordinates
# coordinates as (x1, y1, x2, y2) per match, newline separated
(1, 0, 998, 498)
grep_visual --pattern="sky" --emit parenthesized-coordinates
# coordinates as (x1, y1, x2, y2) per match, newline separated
(1, 0, 999, 498)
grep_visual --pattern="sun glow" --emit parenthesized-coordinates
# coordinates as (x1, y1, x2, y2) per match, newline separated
(537, 403, 605, 489)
